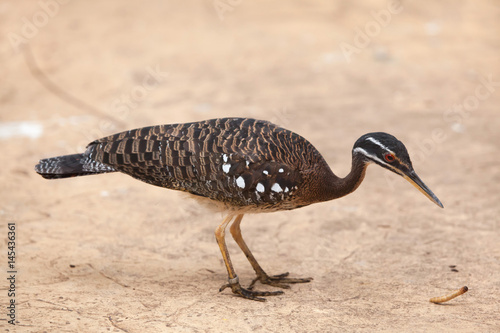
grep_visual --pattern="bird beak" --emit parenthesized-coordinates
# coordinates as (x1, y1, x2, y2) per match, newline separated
(403, 171, 444, 208)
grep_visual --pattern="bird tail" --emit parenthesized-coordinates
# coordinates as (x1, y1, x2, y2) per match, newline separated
(35, 153, 116, 179)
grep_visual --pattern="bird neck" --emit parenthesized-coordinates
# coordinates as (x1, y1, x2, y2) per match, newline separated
(298, 153, 369, 206)
(324, 154, 368, 201)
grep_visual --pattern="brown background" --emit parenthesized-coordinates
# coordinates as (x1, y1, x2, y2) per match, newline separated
(1, 0, 499, 332)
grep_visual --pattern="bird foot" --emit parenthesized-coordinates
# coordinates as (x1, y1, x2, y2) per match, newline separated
(248, 272, 313, 290)
(219, 276, 283, 302)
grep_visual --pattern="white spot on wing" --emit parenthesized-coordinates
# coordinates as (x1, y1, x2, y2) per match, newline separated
(236, 176, 245, 189)
(222, 154, 228, 162)
(256, 183, 265, 193)
(278, 168, 284, 173)
(284, 187, 289, 193)
(263, 170, 269, 175)
(222, 163, 231, 173)
(271, 183, 283, 192)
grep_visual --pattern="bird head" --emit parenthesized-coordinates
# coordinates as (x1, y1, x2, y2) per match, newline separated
(353, 132, 443, 208)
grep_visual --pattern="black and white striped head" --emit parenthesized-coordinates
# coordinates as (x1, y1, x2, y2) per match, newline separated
(353, 132, 443, 208)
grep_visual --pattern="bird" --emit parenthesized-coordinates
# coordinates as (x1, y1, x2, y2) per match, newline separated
(35, 117, 443, 301)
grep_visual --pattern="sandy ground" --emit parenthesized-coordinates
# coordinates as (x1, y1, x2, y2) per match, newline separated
(1, 0, 499, 332)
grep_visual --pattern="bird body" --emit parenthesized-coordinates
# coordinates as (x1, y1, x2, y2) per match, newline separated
(37, 118, 358, 212)
(35, 117, 443, 301)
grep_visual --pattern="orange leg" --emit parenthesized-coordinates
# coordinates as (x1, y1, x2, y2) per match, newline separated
(215, 214, 283, 301)
(229, 214, 312, 290)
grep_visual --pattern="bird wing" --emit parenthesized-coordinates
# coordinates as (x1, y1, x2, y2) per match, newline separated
(86, 118, 314, 208)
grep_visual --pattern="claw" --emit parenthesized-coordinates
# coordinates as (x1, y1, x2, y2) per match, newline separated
(219, 276, 284, 301)
(248, 272, 313, 290)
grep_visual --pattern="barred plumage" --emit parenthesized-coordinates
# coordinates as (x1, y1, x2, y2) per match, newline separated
(38, 118, 334, 211)
(36, 117, 443, 301)
(35, 153, 115, 179)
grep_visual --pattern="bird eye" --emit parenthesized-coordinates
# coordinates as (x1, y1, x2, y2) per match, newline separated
(384, 153, 395, 163)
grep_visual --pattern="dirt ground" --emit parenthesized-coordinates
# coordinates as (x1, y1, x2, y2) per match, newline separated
(1, 1, 499, 332)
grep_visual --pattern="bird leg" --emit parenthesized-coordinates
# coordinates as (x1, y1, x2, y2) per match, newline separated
(215, 215, 283, 301)
(229, 214, 313, 290)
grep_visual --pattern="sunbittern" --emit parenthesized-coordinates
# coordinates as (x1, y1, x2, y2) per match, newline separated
(35, 118, 443, 301)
